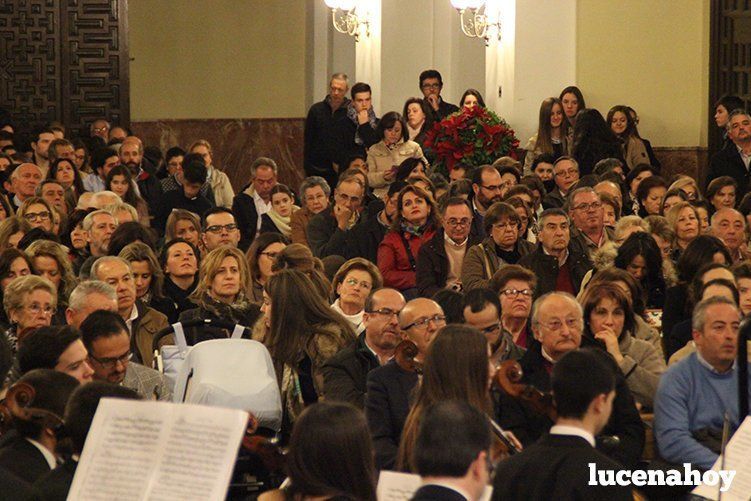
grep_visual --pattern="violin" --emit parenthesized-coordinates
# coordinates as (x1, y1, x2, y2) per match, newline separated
(0, 382, 65, 437)
(240, 412, 286, 475)
(494, 359, 557, 421)
(394, 340, 521, 456)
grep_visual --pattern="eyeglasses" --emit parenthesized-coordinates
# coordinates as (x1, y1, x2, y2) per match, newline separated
(446, 218, 471, 227)
(366, 308, 399, 318)
(24, 303, 55, 316)
(501, 288, 533, 298)
(90, 351, 133, 369)
(205, 223, 238, 234)
(481, 184, 504, 193)
(572, 201, 602, 212)
(23, 211, 51, 222)
(260, 251, 279, 259)
(554, 168, 578, 178)
(537, 318, 582, 332)
(345, 277, 372, 290)
(403, 314, 447, 330)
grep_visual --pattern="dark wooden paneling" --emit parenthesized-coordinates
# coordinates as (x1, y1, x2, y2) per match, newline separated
(0, 0, 129, 135)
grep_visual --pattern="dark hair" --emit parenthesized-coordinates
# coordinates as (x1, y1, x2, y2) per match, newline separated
(614, 232, 665, 286)
(402, 97, 433, 135)
(559, 86, 586, 112)
(107, 222, 157, 256)
(105, 164, 142, 207)
(395, 157, 427, 183)
(17, 325, 82, 375)
(413, 400, 490, 477)
(431, 289, 465, 324)
(287, 402, 376, 501)
(182, 158, 207, 185)
(489, 264, 536, 294)
(462, 287, 501, 317)
(660, 188, 688, 214)
(0, 247, 33, 286)
(159, 238, 201, 272)
(676, 235, 732, 283)
(13, 369, 79, 440)
(64, 382, 141, 453)
(581, 282, 637, 341)
(635, 175, 667, 216)
(714, 95, 745, 115)
(201, 207, 235, 230)
(624, 164, 656, 192)
(460, 89, 485, 108)
(520, 175, 545, 198)
(483, 201, 519, 235)
(587, 267, 647, 317)
(706, 176, 738, 210)
(571, 109, 623, 176)
(165, 146, 186, 164)
(48, 157, 86, 195)
(246, 232, 290, 281)
(61, 208, 94, 251)
(18, 229, 59, 250)
(350, 82, 371, 98)
(606, 105, 638, 139)
(552, 349, 615, 419)
(593, 158, 625, 177)
(733, 261, 751, 282)
(419, 69, 443, 87)
(90, 147, 118, 172)
(80, 309, 129, 352)
(700, 278, 740, 305)
(377, 112, 409, 142)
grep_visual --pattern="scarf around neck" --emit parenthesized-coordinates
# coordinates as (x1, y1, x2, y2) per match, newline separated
(267, 205, 300, 236)
(346, 103, 378, 145)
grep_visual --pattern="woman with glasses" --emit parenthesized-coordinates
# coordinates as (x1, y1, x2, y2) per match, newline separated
(378, 185, 438, 298)
(2, 274, 57, 357)
(26, 239, 77, 325)
(159, 239, 199, 321)
(367, 112, 428, 198)
(330, 258, 383, 334)
(179, 246, 260, 345)
(489, 265, 536, 350)
(462, 202, 534, 291)
(580, 281, 665, 408)
(246, 233, 289, 304)
(17, 197, 54, 233)
(261, 269, 354, 431)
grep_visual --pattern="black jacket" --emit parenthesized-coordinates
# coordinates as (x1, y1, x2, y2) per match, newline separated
(0, 433, 51, 484)
(517, 241, 592, 299)
(705, 142, 750, 193)
(32, 458, 77, 501)
(303, 97, 353, 184)
(155, 189, 213, 236)
(232, 185, 260, 252)
(321, 333, 380, 409)
(411, 485, 467, 501)
(135, 165, 163, 221)
(416, 229, 482, 297)
(365, 359, 419, 471)
(492, 434, 633, 501)
(496, 341, 645, 467)
(178, 298, 261, 346)
(0, 467, 34, 501)
(307, 209, 352, 259)
(430, 98, 460, 121)
(348, 209, 389, 264)
(542, 189, 565, 209)
(162, 276, 197, 325)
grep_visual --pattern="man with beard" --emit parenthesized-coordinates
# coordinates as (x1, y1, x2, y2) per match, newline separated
(119, 136, 162, 218)
(470, 165, 505, 239)
(568, 187, 614, 259)
(31, 127, 55, 176)
(518, 209, 592, 298)
(543, 156, 580, 209)
(323, 288, 406, 408)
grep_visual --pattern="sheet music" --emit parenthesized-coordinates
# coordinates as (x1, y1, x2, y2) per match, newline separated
(377, 470, 492, 501)
(67, 398, 247, 501)
(692, 416, 751, 500)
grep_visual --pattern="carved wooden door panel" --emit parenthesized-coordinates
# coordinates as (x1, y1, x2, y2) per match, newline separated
(0, 0, 128, 136)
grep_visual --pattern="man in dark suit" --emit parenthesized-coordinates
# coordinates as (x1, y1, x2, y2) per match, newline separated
(496, 292, 645, 467)
(492, 349, 633, 500)
(33, 382, 141, 500)
(323, 288, 406, 408)
(705, 109, 751, 193)
(0, 369, 79, 484)
(411, 401, 491, 501)
(365, 298, 446, 470)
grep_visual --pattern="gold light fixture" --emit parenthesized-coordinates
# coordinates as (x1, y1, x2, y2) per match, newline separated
(324, 0, 370, 42)
(450, 0, 501, 45)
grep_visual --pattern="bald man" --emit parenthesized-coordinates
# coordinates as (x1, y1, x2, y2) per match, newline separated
(364, 297, 446, 470)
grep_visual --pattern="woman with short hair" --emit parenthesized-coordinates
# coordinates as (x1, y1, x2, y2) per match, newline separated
(330, 258, 383, 334)
(3, 274, 57, 354)
(402, 98, 433, 145)
(165, 209, 202, 250)
(290, 176, 330, 247)
(159, 239, 199, 320)
(367, 112, 427, 198)
(705, 176, 738, 213)
(26, 239, 77, 323)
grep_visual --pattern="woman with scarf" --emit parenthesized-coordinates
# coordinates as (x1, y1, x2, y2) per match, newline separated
(260, 184, 300, 238)
(377, 185, 438, 299)
(178, 246, 261, 345)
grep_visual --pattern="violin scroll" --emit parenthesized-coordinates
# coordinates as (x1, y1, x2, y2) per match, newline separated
(495, 360, 557, 421)
(394, 340, 423, 374)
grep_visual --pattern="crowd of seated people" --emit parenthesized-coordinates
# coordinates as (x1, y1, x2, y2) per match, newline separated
(0, 71, 749, 499)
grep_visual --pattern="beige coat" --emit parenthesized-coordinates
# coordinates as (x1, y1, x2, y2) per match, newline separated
(617, 333, 666, 408)
(366, 140, 426, 197)
(209, 166, 235, 208)
(622, 136, 649, 171)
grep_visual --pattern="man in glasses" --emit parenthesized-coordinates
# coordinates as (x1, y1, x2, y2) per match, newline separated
(417, 197, 480, 297)
(496, 292, 644, 468)
(308, 174, 365, 258)
(568, 187, 614, 259)
(418, 69, 459, 121)
(470, 166, 505, 239)
(80, 309, 172, 401)
(323, 287, 406, 409)
(365, 298, 445, 470)
(542, 156, 580, 209)
(201, 207, 241, 252)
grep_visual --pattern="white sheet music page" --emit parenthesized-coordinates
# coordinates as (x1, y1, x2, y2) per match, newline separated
(376, 471, 492, 501)
(67, 398, 248, 501)
(692, 416, 751, 501)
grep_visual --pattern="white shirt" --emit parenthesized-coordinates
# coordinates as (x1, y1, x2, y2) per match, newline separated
(737, 145, 751, 170)
(26, 438, 56, 469)
(252, 188, 272, 232)
(124, 304, 139, 337)
(550, 424, 596, 447)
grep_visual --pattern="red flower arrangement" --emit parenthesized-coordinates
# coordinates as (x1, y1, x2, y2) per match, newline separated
(424, 106, 519, 178)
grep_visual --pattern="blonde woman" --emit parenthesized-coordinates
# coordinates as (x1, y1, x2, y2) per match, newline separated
(25, 239, 77, 322)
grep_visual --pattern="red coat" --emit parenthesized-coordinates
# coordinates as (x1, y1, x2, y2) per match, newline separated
(377, 227, 436, 291)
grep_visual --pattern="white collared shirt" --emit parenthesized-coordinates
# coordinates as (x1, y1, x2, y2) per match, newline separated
(252, 188, 272, 232)
(737, 145, 751, 170)
(26, 438, 57, 469)
(124, 304, 139, 336)
(550, 424, 596, 447)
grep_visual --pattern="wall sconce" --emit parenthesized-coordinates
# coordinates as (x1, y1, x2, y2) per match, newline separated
(324, 0, 370, 42)
(450, 0, 501, 45)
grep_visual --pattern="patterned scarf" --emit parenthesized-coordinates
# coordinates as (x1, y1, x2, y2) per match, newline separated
(346, 103, 378, 145)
